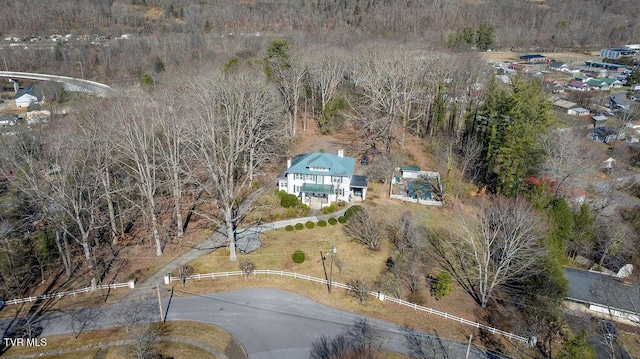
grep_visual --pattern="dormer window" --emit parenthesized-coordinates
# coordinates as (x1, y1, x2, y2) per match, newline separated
(309, 167, 329, 172)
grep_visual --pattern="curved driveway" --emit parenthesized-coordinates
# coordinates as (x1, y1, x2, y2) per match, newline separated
(1, 288, 499, 359)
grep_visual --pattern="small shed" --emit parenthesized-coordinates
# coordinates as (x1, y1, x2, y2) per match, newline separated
(568, 106, 590, 116)
(592, 115, 607, 127)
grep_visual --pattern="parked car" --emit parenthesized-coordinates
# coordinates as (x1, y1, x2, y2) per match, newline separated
(604, 321, 617, 345)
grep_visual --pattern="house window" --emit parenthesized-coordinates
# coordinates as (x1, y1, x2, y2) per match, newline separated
(294, 173, 303, 180)
(279, 181, 287, 188)
(309, 167, 329, 172)
(306, 174, 316, 182)
(339, 189, 344, 196)
(293, 185, 300, 193)
(332, 176, 342, 183)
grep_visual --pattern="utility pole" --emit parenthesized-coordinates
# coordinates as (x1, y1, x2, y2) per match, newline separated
(156, 284, 164, 323)
(320, 251, 329, 292)
(328, 243, 336, 293)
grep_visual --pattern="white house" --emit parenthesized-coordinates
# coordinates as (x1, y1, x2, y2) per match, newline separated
(277, 150, 368, 208)
(14, 87, 40, 108)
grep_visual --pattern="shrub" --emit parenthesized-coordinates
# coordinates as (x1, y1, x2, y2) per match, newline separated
(328, 218, 338, 225)
(338, 216, 347, 224)
(407, 291, 426, 305)
(280, 193, 299, 208)
(317, 220, 327, 227)
(305, 221, 315, 229)
(344, 205, 363, 220)
(431, 271, 453, 300)
(285, 225, 294, 231)
(321, 204, 336, 214)
(292, 250, 306, 264)
(294, 223, 304, 230)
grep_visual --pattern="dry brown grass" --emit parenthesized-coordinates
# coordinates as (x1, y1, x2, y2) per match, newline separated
(3, 321, 230, 359)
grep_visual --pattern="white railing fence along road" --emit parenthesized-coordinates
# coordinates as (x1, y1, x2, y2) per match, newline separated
(165, 269, 531, 344)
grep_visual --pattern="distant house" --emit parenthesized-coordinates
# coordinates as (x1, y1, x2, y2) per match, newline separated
(600, 46, 639, 60)
(568, 106, 590, 116)
(519, 54, 547, 63)
(588, 127, 619, 144)
(553, 98, 577, 111)
(277, 150, 367, 208)
(610, 92, 632, 110)
(567, 81, 589, 91)
(543, 81, 565, 93)
(508, 63, 531, 73)
(592, 115, 608, 127)
(549, 61, 569, 72)
(586, 79, 610, 91)
(601, 78, 623, 88)
(14, 87, 39, 108)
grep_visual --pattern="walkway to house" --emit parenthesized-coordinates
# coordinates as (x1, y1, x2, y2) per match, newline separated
(133, 207, 350, 291)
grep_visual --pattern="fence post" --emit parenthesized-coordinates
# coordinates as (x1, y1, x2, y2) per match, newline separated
(378, 292, 385, 301)
(128, 279, 136, 289)
(164, 275, 170, 285)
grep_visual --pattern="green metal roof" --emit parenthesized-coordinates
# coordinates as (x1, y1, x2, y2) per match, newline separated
(401, 166, 421, 172)
(287, 152, 356, 177)
(300, 183, 334, 194)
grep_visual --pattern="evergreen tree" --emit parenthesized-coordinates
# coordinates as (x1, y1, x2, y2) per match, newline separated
(470, 76, 552, 196)
(560, 330, 597, 359)
(476, 23, 495, 50)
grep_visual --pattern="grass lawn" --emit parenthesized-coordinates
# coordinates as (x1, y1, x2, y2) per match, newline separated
(3, 321, 234, 359)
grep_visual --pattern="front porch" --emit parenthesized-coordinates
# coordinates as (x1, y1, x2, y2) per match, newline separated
(300, 183, 335, 209)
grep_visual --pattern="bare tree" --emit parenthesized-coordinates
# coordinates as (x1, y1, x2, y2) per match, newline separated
(239, 260, 256, 281)
(153, 89, 193, 240)
(402, 326, 451, 359)
(111, 98, 164, 256)
(347, 279, 370, 304)
(189, 71, 285, 261)
(310, 319, 382, 359)
(428, 197, 547, 308)
(541, 129, 597, 197)
(307, 48, 346, 113)
(128, 322, 168, 359)
(343, 207, 386, 251)
(176, 265, 194, 288)
(113, 298, 156, 333)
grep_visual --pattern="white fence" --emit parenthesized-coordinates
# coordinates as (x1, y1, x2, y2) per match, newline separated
(166, 269, 530, 344)
(1, 280, 135, 306)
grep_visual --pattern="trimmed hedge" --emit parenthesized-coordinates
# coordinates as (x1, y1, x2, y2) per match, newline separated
(338, 216, 347, 224)
(280, 193, 299, 208)
(344, 205, 363, 220)
(305, 221, 315, 229)
(294, 223, 304, 230)
(317, 220, 327, 227)
(328, 218, 338, 225)
(285, 225, 294, 231)
(292, 250, 306, 264)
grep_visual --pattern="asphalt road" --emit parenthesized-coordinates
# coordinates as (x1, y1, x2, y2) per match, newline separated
(0, 71, 120, 97)
(1, 288, 504, 359)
